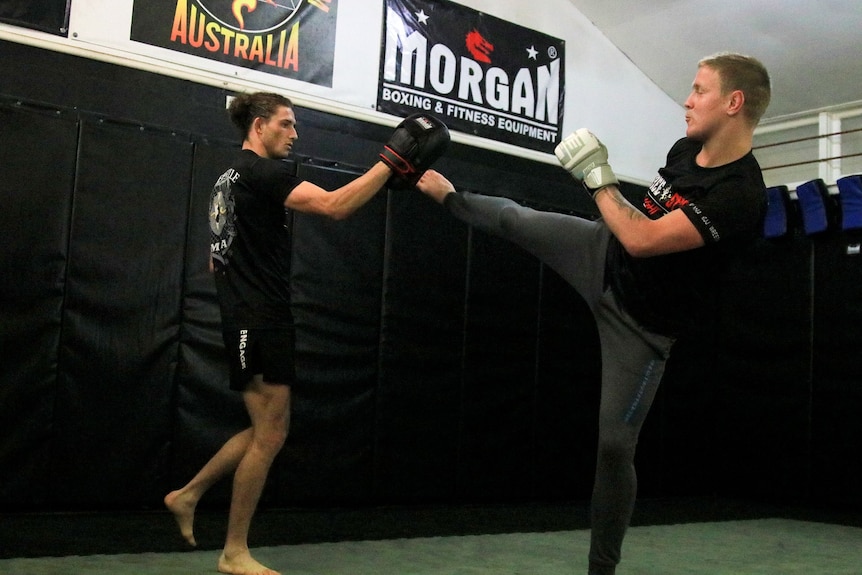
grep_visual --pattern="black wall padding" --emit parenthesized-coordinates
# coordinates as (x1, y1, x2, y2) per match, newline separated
(533, 267, 600, 499)
(712, 234, 814, 499)
(374, 190, 469, 502)
(0, 40, 238, 145)
(0, 101, 78, 507)
(50, 117, 194, 506)
(283, 161, 388, 505)
(811, 230, 862, 505)
(5, 38, 862, 517)
(376, 192, 602, 504)
(459, 230, 542, 500)
(0, 0, 70, 36)
(642, 336, 720, 497)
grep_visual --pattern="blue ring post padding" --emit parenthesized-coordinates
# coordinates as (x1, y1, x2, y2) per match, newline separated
(763, 185, 790, 238)
(836, 174, 862, 230)
(795, 179, 830, 235)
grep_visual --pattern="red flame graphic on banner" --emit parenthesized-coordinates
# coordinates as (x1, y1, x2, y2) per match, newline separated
(465, 29, 494, 64)
(232, 0, 285, 29)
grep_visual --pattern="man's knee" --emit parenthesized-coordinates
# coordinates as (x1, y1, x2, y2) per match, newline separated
(498, 205, 522, 234)
(253, 425, 288, 455)
(597, 431, 637, 465)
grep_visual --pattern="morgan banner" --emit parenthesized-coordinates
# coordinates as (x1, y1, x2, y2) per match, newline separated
(379, 0, 565, 154)
(131, 0, 337, 87)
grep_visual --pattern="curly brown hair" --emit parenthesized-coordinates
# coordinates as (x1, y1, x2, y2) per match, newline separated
(228, 92, 294, 140)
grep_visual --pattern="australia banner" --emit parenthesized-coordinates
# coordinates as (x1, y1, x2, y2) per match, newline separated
(131, 0, 338, 87)
(379, 0, 565, 154)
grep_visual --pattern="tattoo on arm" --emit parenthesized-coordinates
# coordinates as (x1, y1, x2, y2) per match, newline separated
(606, 187, 647, 221)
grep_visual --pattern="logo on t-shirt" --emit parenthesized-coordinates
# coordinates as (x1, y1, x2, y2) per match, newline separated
(643, 174, 689, 218)
(210, 168, 241, 268)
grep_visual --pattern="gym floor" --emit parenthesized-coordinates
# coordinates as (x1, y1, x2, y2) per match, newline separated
(2, 497, 861, 574)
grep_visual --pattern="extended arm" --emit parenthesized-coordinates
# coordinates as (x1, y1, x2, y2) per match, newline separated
(287, 113, 449, 220)
(285, 162, 391, 220)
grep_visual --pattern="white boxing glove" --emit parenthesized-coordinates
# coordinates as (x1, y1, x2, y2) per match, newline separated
(555, 128, 619, 196)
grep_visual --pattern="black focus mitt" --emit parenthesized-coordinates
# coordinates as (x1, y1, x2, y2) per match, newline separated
(380, 113, 450, 190)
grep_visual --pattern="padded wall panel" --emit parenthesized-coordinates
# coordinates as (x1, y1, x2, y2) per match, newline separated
(811, 231, 862, 504)
(836, 175, 862, 230)
(51, 118, 194, 507)
(459, 229, 541, 500)
(0, 0, 70, 36)
(0, 40, 237, 145)
(12, 37, 858, 515)
(643, 337, 719, 497)
(763, 185, 792, 238)
(796, 179, 837, 235)
(533, 267, 600, 499)
(374, 192, 468, 502)
(0, 101, 78, 507)
(712, 236, 813, 499)
(282, 162, 387, 504)
(167, 139, 249, 504)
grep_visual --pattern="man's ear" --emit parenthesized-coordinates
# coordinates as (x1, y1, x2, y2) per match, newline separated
(251, 116, 265, 135)
(727, 89, 745, 117)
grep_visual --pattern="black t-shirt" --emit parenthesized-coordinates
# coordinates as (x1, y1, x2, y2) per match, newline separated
(606, 137, 767, 337)
(209, 149, 302, 330)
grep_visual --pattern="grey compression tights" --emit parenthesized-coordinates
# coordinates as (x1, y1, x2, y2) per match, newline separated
(445, 192, 675, 574)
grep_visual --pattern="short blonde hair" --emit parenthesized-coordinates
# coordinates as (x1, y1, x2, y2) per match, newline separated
(699, 52, 771, 125)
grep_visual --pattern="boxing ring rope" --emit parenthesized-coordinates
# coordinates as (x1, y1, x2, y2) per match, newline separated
(755, 127, 862, 150)
(753, 113, 862, 190)
(760, 152, 862, 172)
(756, 127, 862, 171)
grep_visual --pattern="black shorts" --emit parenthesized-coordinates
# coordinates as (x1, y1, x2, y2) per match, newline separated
(222, 328, 296, 391)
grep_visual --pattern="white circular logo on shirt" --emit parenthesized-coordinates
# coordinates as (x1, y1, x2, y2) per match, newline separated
(209, 169, 238, 267)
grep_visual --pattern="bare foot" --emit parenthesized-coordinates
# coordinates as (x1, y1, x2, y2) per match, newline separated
(164, 490, 197, 546)
(218, 550, 280, 575)
(415, 169, 456, 204)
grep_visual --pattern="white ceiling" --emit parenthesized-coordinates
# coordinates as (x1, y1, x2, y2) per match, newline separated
(569, 0, 862, 121)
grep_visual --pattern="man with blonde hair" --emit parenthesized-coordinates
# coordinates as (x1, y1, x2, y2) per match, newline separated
(417, 53, 771, 574)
